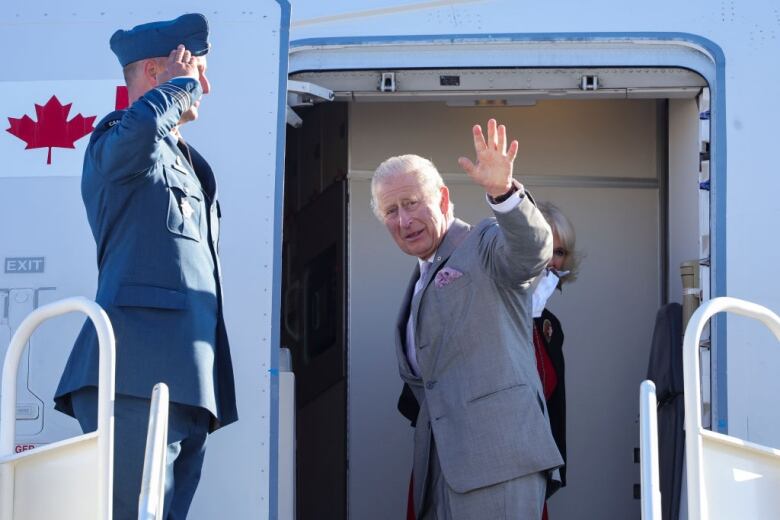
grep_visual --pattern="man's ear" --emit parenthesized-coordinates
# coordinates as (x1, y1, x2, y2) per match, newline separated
(142, 59, 160, 85)
(439, 185, 450, 215)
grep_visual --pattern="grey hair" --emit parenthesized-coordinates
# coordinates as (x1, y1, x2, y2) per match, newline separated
(122, 61, 144, 85)
(370, 154, 454, 220)
(537, 201, 581, 285)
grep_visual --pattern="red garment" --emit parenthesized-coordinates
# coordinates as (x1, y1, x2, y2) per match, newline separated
(533, 324, 558, 400)
(535, 321, 558, 519)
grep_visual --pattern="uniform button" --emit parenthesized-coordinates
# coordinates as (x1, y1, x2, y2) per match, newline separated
(426, 381, 437, 390)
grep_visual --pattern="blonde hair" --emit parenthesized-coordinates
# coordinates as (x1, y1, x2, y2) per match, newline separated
(537, 201, 581, 285)
(370, 154, 454, 220)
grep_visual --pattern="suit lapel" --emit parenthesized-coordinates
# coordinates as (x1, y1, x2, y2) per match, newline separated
(414, 219, 471, 302)
(166, 135, 196, 175)
(186, 143, 218, 201)
(396, 265, 420, 379)
(408, 219, 472, 374)
(165, 135, 217, 201)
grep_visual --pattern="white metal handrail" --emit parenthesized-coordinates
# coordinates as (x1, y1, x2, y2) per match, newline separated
(639, 380, 662, 519)
(0, 296, 115, 520)
(278, 347, 295, 520)
(138, 382, 169, 520)
(683, 296, 780, 520)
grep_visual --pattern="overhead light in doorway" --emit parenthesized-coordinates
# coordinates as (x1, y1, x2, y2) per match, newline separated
(445, 98, 537, 107)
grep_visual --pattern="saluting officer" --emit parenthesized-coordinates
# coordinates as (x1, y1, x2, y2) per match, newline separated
(54, 13, 237, 519)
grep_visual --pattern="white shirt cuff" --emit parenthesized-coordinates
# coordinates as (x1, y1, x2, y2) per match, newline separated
(486, 190, 525, 213)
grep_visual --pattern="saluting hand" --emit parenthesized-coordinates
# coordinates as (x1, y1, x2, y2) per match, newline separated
(156, 44, 200, 84)
(457, 119, 519, 198)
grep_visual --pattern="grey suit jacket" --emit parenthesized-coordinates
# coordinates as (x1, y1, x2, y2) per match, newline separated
(54, 77, 237, 431)
(396, 196, 563, 509)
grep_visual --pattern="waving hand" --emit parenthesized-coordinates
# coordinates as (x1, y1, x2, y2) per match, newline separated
(457, 119, 519, 198)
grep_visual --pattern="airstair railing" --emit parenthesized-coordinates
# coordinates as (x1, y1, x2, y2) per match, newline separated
(138, 382, 169, 520)
(278, 347, 295, 520)
(683, 297, 780, 520)
(0, 297, 115, 520)
(639, 380, 662, 519)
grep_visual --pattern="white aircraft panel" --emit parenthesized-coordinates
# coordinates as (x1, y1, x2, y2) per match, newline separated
(1, 2, 290, 518)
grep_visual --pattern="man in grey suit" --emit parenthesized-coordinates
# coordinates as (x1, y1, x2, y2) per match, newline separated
(54, 14, 236, 519)
(372, 119, 563, 519)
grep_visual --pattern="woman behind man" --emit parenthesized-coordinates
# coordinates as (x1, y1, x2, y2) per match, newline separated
(533, 201, 580, 520)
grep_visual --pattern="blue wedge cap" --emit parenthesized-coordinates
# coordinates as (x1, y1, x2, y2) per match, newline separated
(110, 13, 210, 67)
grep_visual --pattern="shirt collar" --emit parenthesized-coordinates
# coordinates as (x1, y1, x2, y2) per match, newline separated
(418, 254, 436, 269)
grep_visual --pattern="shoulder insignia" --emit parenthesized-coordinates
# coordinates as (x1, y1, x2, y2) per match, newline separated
(94, 110, 126, 132)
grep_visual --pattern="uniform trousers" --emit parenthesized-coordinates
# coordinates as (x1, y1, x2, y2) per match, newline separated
(420, 438, 546, 520)
(71, 386, 211, 520)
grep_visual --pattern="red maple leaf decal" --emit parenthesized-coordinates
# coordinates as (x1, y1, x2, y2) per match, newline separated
(6, 96, 96, 165)
(115, 86, 129, 111)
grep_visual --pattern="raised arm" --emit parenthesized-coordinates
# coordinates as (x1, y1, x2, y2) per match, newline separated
(458, 119, 552, 284)
(89, 45, 203, 180)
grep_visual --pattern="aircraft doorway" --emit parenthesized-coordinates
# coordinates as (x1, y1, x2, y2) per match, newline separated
(282, 102, 349, 520)
(283, 67, 708, 519)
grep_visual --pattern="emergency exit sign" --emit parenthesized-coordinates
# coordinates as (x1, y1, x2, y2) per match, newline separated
(4, 257, 44, 274)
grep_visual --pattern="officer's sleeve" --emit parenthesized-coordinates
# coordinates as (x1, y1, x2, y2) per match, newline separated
(89, 77, 203, 181)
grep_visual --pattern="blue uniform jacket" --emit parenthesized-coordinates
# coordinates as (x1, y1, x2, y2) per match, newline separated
(55, 77, 237, 431)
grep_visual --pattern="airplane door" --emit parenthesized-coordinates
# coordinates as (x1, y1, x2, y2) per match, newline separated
(6, 289, 44, 439)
